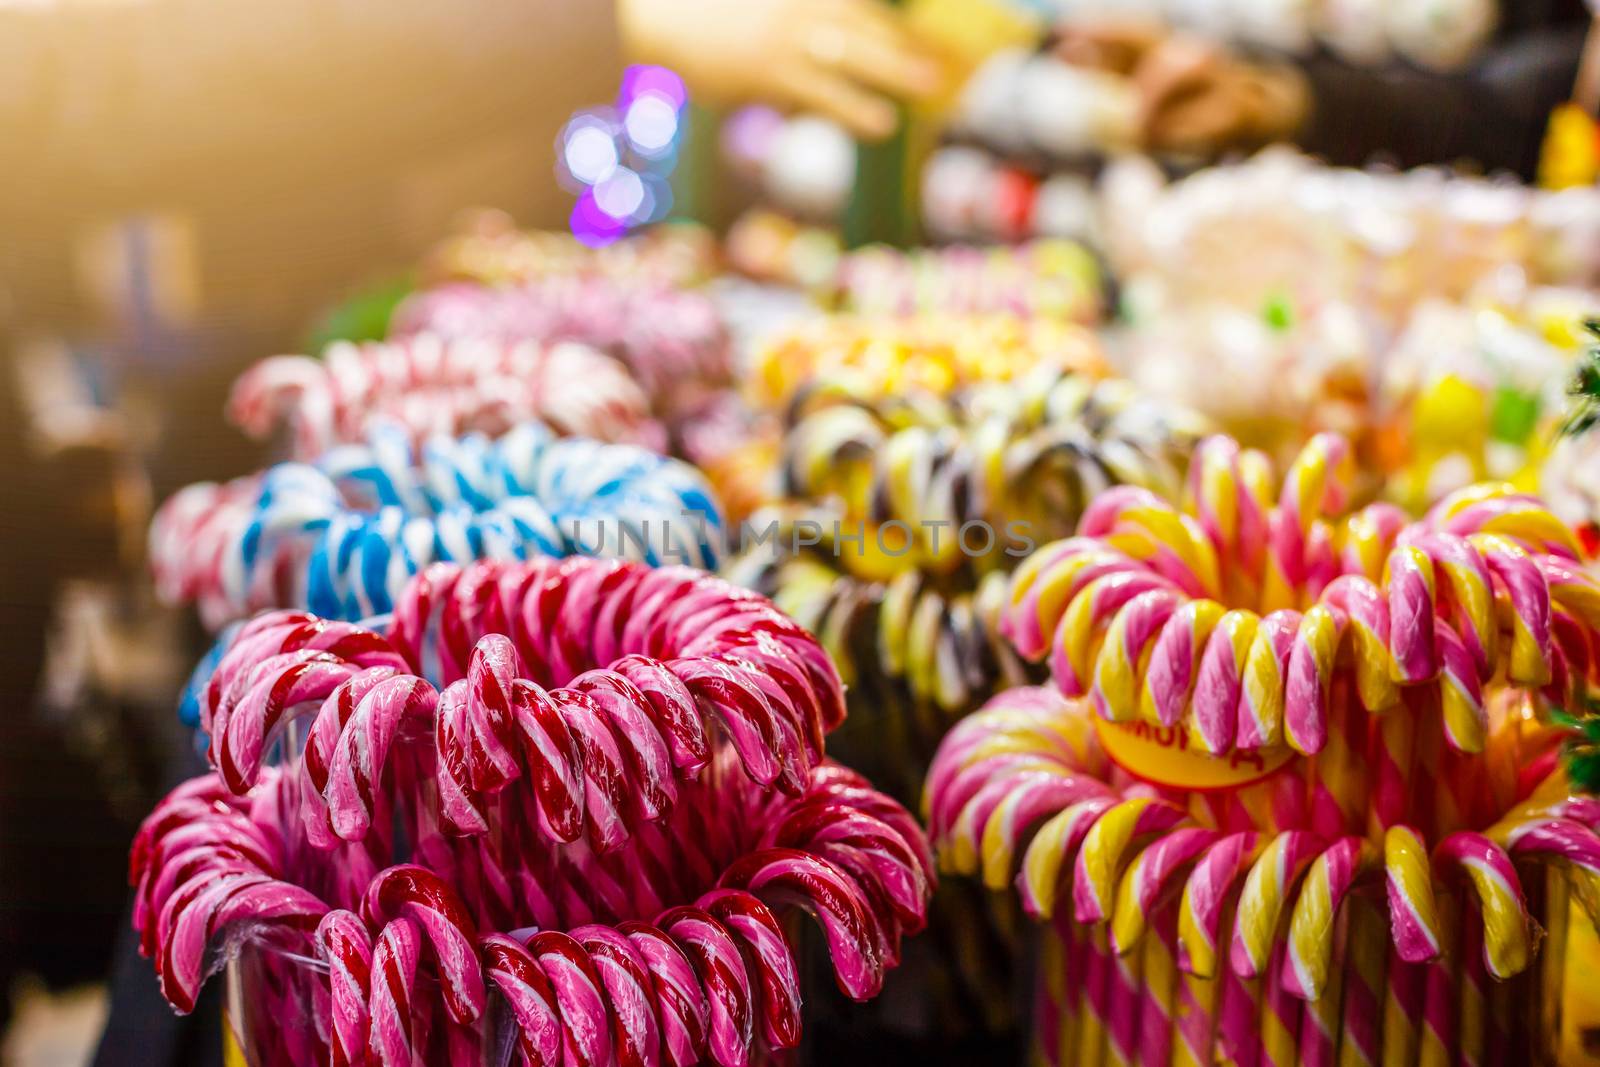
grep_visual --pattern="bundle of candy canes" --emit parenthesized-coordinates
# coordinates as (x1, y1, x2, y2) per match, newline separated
(728, 369, 1203, 764)
(132, 556, 932, 1065)
(749, 315, 1108, 418)
(927, 431, 1600, 1065)
(150, 422, 722, 630)
(828, 240, 1104, 323)
(777, 371, 1205, 576)
(391, 280, 733, 422)
(228, 334, 666, 461)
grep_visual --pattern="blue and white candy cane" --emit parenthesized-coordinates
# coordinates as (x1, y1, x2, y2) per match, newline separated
(229, 422, 723, 621)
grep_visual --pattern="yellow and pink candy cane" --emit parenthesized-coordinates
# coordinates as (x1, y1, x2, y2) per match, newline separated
(1468, 532, 1553, 688)
(1426, 833, 1528, 1067)
(1073, 797, 1191, 925)
(1487, 810, 1600, 928)
(1138, 598, 1226, 729)
(1337, 896, 1387, 1067)
(1176, 832, 1263, 979)
(1110, 828, 1223, 954)
(1114, 831, 1224, 1066)
(1001, 539, 1132, 662)
(1235, 608, 1302, 751)
(1139, 905, 1181, 1067)
(1432, 832, 1531, 981)
(1262, 940, 1301, 1067)
(1080, 486, 1223, 603)
(1264, 432, 1353, 612)
(1384, 542, 1438, 685)
(1185, 436, 1272, 611)
(1192, 608, 1260, 753)
(1229, 832, 1325, 980)
(1339, 502, 1407, 584)
(1284, 837, 1381, 1002)
(1092, 588, 1184, 724)
(1053, 569, 1179, 703)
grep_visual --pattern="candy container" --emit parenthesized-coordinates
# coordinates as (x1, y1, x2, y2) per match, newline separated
(131, 557, 931, 1066)
(151, 422, 723, 630)
(228, 333, 666, 460)
(929, 430, 1600, 1064)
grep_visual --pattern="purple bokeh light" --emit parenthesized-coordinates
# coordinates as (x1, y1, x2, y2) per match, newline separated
(618, 65, 687, 111)
(569, 187, 629, 247)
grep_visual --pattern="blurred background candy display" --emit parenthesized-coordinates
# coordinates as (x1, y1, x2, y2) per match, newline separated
(4, 0, 1600, 1065)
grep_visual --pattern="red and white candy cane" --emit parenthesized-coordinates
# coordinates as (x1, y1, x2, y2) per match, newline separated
(314, 910, 373, 1067)
(207, 558, 847, 861)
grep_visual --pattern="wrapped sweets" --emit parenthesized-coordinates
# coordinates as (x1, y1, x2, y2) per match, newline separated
(150, 422, 721, 630)
(750, 314, 1109, 417)
(927, 430, 1600, 1065)
(1376, 291, 1600, 514)
(1104, 150, 1600, 332)
(228, 333, 666, 461)
(391, 278, 733, 422)
(828, 240, 1104, 323)
(132, 556, 932, 1065)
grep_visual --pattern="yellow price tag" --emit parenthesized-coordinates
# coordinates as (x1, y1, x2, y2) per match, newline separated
(1091, 716, 1297, 791)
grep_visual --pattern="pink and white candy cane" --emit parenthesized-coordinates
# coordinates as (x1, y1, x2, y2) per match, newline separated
(228, 333, 666, 459)
(390, 279, 734, 416)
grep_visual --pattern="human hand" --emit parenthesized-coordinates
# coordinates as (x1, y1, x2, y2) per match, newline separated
(618, 0, 942, 140)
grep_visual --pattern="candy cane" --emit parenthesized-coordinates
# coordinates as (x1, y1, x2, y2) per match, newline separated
(1282, 836, 1378, 1001)
(1432, 833, 1531, 980)
(311, 910, 372, 1067)
(1385, 825, 1444, 964)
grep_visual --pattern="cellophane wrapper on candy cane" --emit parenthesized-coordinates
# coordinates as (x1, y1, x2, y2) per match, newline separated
(132, 557, 933, 1066)
(927, 431, 1600, 1066)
